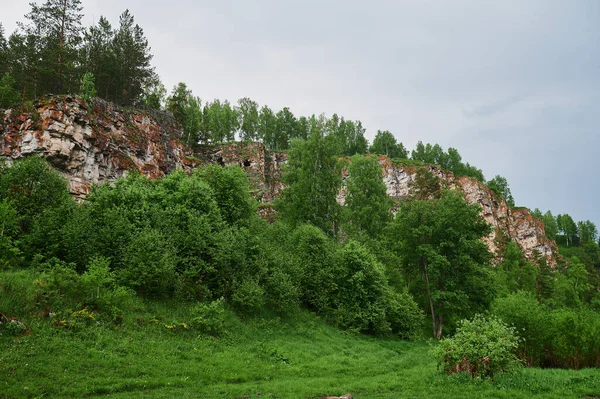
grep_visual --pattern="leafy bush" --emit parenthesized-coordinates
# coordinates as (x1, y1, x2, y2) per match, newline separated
(79, 72, 97, 104)
(433, 315, 522, 380)
(0, 73, 20, 108)
(263, 270, 300, 315)
(195, 165, 256, 227)
(329, 241, 391, 334)
(492, 292, 547, 366)
(492, 292, 600, 369)
(191, 298, 226, 335)
(33, 257, 134, 325)
(232, 279, 265, 315)
(385, 290, 424, 340)
(546, 307, 600, 369)
(118, 228, 177, 298)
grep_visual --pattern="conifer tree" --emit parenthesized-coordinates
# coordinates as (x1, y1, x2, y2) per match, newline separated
(112, 10, 155, 105)
(22, 0, 84, 95)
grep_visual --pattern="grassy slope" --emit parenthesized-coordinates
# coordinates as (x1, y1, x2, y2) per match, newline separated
(1, 271, 599, 399)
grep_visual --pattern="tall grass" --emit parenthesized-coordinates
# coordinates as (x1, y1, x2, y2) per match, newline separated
(1, 270, 600, 398)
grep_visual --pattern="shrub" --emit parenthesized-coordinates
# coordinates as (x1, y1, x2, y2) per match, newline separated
(329, 241, 391, 334)
(385, 290, 424, 340)
(191, 298, 226, 335)
(492, 292, 600, 369)
(79, 72, 97, 105)
(33, 257, 135, 325)
(546, 307, 600, 369)
(231, 279, 265, 315)
(34, 258, 81, 312)
(492, 291, 547, 366)
(118, 229, 177, 298)
(433, 314, 522, 380)
(263, 270, 300, 315)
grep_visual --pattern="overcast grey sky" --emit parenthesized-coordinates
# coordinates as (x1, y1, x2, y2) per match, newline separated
(2, 1, 599, 226)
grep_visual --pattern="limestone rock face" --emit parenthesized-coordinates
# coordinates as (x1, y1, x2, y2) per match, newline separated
(1, 96, 187, 199)
(374, 159, 557, 265)
(1, 96, 557, 265)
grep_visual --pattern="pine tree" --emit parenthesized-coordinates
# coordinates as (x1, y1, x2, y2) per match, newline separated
(21, 0, 84, 95)
(0, 24, 8, 76)
(82, 16, 115, 100)
(112, 10, 155, 105)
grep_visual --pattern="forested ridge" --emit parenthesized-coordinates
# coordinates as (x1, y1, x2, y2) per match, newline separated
(1, 2, 600, 398)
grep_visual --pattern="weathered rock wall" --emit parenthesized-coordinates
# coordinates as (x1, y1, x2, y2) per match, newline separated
(1, 96, 189, 199)
(0, 96, 557, 264)
(376, 158, 556, 265)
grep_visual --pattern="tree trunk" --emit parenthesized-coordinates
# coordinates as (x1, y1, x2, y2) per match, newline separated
(435, 314, 443, 340)
(57, 0, 67, 95)
(423, 259, 438, 338)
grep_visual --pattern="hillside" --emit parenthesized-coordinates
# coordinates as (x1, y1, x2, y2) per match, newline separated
(1, 96, 556, 265)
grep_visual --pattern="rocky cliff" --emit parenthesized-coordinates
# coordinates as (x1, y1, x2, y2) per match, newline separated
(0, 96, 556, 265)
(1, 96, 190, 199)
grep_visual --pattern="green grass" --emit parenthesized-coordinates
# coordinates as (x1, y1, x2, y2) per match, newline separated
(1, 270, 600, 399)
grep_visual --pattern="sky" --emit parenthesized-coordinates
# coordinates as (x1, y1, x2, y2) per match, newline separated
(2, 0, 599, 226)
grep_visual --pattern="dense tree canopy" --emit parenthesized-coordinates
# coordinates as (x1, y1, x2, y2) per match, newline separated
(276, 130, 343, 237)
(486, 175, 515, 207)
(390, 190, 494, 338)
(344, 155, 392, 238)
(370, 130, 408, 159)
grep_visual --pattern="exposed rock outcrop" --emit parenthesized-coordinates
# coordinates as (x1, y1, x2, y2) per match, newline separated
(1, 96, 188, 199)
(0, 96, 556, 265)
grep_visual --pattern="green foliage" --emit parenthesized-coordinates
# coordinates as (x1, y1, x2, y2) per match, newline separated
(492, 292, 547, 366)
(118, 228, 177, 297)
(290, 224, 336, 305)
(550, 256, 593, 308)
(0, 198, 21, 267)
(328, 241, 390, 334)
(556, 213, 578, 246)
(21, 0, 84, 96)
(410, 167, 443, 199)
(79, 71, 96, 104)
(578, 220, 598, 245)
(263, 269, 300, 315)
(541, 210, 558, 241)
(195, 165, 256, 226)
(486, 175, 515, 207)
(546, 307, 600, 369)
(391, 190, 494, 338)
(167, 82, 203, 146)
(0, 73, 19, 107)
(493, 292, 600, 369)
(344, 155, 392, 238)
(141, 79, 166, 110)
(495, 242, 538, 295)
(411, 141, 484, 182)
(33, 256, 134, 324)
(433, 315, 522, 380)
(385, 290, 425, 340)
(236, 97, 259, 141)
(0, 156, 72, 235)
(277, 131, 343, 236)
(370, 130, 408, 159)
(191, 298, 226, 335)
(232, 279, 265, 315)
